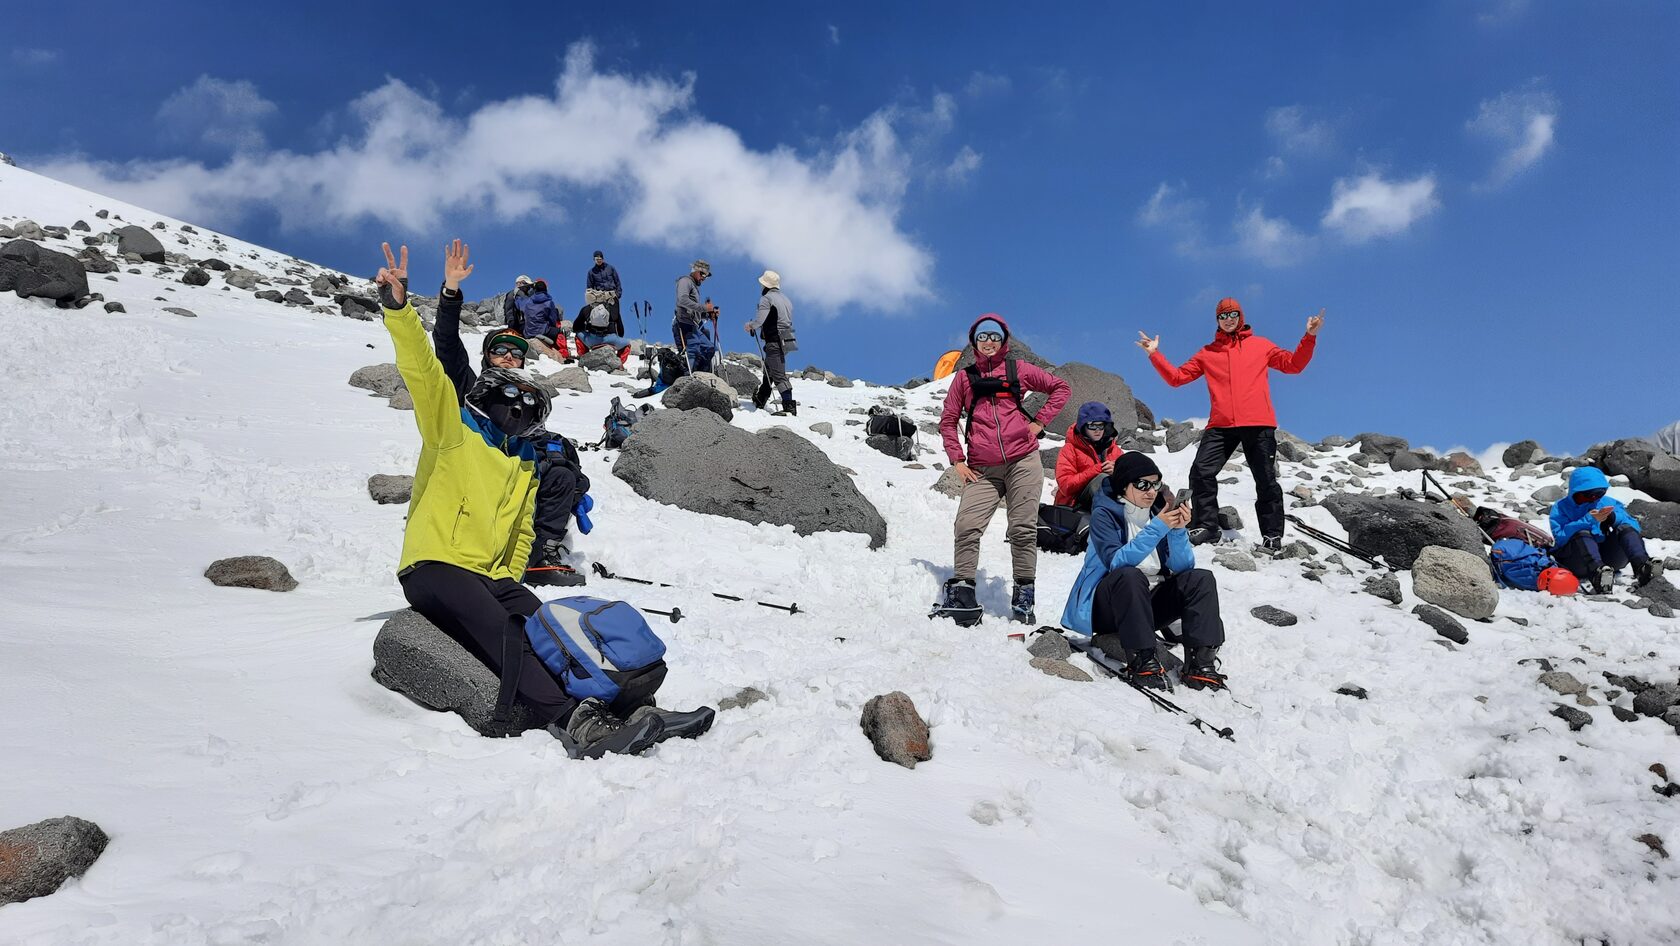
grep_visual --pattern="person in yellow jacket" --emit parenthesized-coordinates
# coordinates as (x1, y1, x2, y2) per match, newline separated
(376, 241, 663, 758)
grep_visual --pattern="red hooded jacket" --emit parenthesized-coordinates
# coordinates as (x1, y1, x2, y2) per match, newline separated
(941, 315, 1072, 467)
(1148, 311, 1315, 428)
(1053, 423, 1124, 506)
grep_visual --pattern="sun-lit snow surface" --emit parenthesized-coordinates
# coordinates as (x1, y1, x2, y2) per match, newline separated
(2, 161, 1678, 945)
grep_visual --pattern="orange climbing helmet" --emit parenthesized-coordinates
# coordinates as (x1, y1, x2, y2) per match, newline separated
(1536, 567, 1579, 597)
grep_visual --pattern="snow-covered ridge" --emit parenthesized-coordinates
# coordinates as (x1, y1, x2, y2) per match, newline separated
(3, 163, 1678, 945)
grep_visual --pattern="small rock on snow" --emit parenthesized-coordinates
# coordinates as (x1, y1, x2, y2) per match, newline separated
(204, 555, 298, 592)
(860, 691, 932, 769)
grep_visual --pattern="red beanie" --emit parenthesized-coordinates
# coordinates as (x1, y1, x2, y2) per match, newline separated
(1216, 297, 1243, 316)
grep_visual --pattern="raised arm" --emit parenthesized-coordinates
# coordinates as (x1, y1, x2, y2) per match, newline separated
(431, 239, 477, 404)
(1138, 331, 1204, 387)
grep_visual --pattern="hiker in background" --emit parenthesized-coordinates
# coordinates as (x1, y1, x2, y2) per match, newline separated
(503, 274, 534, 331)
(374, 241, 659, 757)
(576, 289, 629, 354)
(430, 241, 590, 587)
(675, 259, 718, 374)
(746, 269, 798, 416)
(1054, 401, 1125, 512)
(585, 249, 622, 323)
(1549, 466, 1661, 594)
(1138, 297, 1322, 552)
(515, 278, 572, 364)
(1060, 453, 1227, 690)
(936, 315, 1071, 626)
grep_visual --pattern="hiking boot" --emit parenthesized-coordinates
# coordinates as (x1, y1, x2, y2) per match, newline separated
(772, 402, 798, 417)
(1010, 582, 1036, 624)
(1593, 565, 1615, 596)
(629, 704, 717, 742)
(1182, 645, 1228, 691)
(1123, 649, 1171, 690)
(1187, 527, 1220, 547)
(548, 698, 664, 760)
(1257, 535, 1284, 555)
(524, 540, 586, 587)
(1633, 558, 1662, 588)
(937, 578, 982, 627)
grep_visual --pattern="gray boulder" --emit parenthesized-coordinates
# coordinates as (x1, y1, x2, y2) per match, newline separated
(78, 247, 116, 274)
(1363, 573, 1403, 604)
(859, 691, 932, 769)
(114, 224, 165, 262)
(1412, 604, 1468, 644)
(1628, 500, 1680, 541)
(713, 361, 760, 396)
(536, 366, 591, 395)
(661, 373, 736, 420)
(1030, 657, 1093, 682)
(349, 363, 405, 398)
(0, 816, 110, 906)
(1028, 362, 1139, 433)
(1440, 452, 1484, 477)
(372, 609, 540, 736)
(162, 307, 197, 318)
(197, 257, 230, 271)
(368, 474, 414, 504)
(1165, 422, 1200, 453)
(103, 301, 125, 313)
(1597, 438, 1680, 503)
(1356, 432, 1409, 460)
(336, 294, 379, 321)
(1322, 493, 1488, 569)
(283, 288, 312, 305)
(718, 686, 769, 711)
(1412, 546, 1499, 619)
(254, 289, 285, 304)
(580, 346, 627, 374)
(1531, 484, 1566, 503)
(0, 240, 89, 306)
(181, 266, 210, 286)
(1503, 440, 1544, 468)
(614, 408, 887, 547)
(10, 219, 45, 240)
(1214, 547, 1257, 572)
(224, 268, 262, 290)
(932, 467, 966, 498)
(204, 555, 298, 592)
(1251, 605, 1298, 627)
(309, 273, 342, 295)
(1027, 632, 1074, 660)
(389, 390, 414, 411)
(827, 373, 854, 388)
(1276, 437, 1311, 462)
(1389, 450, 1434, 472)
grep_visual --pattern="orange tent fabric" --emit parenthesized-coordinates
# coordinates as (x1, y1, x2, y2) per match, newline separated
(933, 349, 962, 380)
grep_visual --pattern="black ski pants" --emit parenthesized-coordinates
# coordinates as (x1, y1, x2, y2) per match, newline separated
(1091, 566, 1225, 657)
(1554, 528, 1650, 580)
(1188, 426, 1284, 540)
(530, 461, 588, 567)
(399, 561, 576, 727)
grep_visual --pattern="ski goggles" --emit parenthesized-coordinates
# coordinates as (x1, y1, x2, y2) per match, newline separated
(488, 344, 526, 360)
(1216, 311, 1242, 320)
(974, 331, 1005, 343)
(1572, 488, 1607, 504)
(1082, 422, 1107, 433)
(1131, 478, 1163, 492)
(499, 384, 540, 405)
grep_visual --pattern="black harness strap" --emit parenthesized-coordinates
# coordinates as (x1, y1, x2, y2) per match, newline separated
(962, 359, 1034, 440)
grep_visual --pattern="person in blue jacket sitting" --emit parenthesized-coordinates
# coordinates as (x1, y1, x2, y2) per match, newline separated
(1060, 452, 1228, 690)
(514, 278, 569, 363)
(1550, 466, 1661, 594)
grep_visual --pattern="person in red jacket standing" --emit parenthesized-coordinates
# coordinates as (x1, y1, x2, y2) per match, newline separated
(938, 315, 1072, 626)
(1138, 297, 1323, 551)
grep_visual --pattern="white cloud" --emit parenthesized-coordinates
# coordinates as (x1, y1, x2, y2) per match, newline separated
(1261, 156, 1288, 180)
(1321, 172, 1441, 242)
(936, 146, 982, 186)
(1265, 105, 1335, 156)
(156, 75, 279, 153)
(1466, 86, 1559, 188)
(10, 48, 59, 66)
(1477, 0, 1530, 26)
(827, 24, 840, 45)
(1234, 204, 1312, 266)
(964, 71, 1011, 98)
(1137, 181, 1208, 256)
(38, 44, 935, 313)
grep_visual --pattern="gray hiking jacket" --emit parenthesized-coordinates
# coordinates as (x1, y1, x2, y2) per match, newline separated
(674, 274, 708, 327)
(750, 288, 798, 352)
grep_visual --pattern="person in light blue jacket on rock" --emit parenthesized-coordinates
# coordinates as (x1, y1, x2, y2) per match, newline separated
(1061, 452, 1227, 690)
(1549, 465, 1659, 594)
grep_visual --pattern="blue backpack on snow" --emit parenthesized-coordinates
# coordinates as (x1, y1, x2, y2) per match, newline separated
(1488, 538, 1552, 590)
(525, 596, 668, 713)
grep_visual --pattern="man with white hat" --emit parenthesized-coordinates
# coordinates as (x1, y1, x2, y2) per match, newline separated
(746, 269, 798, 415)
(674, 259, 718, 374)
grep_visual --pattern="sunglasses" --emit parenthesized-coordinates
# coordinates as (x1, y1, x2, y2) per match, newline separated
(975, 331, 1004, 343)
(1131, 478, 1163, 492)
(1573, 489, 1606, 503)
(499, 384, 539, 406)
(488, 344, 526, 359)
(1083, 422, 1107, 431)
(1216, 312, 1241, 321)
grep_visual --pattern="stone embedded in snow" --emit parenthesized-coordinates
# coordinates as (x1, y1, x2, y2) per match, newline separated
(372, 609, 539, 736)
(1441, 451, 1483, 476)
(103, 301, 125, 313)
(1251, 605, 1298, 627)
(1276, 438, 1311, 462)
(1411, 546, 1500, 620)
(718, 686, 769, 712)
(1389, 450, 1434, 472)
(254, 289, 285, 304)
(931, 466, 966, 498)
(1335, 683, 1369, 700)
(336, 294, 378, 321)
(579, 346, 627, 374)
(1411, 604, 1468, 644)
(713, 361, 759, 396)
(163, 306, 197, 318)
(1, 240, 89, 307)
(1321, 493, 1487, 569)
(808, 422, 833, 438)
(1596, 438, 1680, 503)
(1550, 704, 1593, 732)
(1531, 483, 1566, 503)
(1027, 362, 1139, 433)
(613, 408, 887, 548)
(859, 691, 932, 769)
(660, 373, 735, 420)
(1356, 432, 1408, 460)
(197, 257, 230, 270)
(224, 268, 262, 290)
(1030, 656, 1093, 682)
(1537, 671, 1586, 696)
(283, 288, 312, 305)
(204, 555, 298, 592)
(1165, 422, 1200, 453)
(181, 266, 210, 286)
(113, 224, 165, 262)
(1215, 547, 1258, 572)
(1027, 632, 1074, 661)
(1217, 506, 1243, 531)
(0, 816, 110, 906)
(535, 366, 591, 395)
(1632, 684, 1680, 719)
(349, 363, 405, 398)
(827, 374, 854, 388)
(368, 474, 413, 504)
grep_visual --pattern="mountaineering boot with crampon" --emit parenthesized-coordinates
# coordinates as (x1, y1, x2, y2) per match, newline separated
(1256, 535, 1284, 555)
(548, 698, 664, 760)
(1633, 558, 1662, 588)
(629, 704, 717, 742)
(1187, 527, 1220, 547)
(934, 578, 982, 627)
(1123, 648, 1171, 690)
(525, 539, 586, 587)
(1593, 565, 1615, 596)
(1010, 582, 1036, 624)
(1182, 645, 1228, 691)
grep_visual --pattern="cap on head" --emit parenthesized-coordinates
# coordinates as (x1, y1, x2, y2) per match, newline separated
(516, 274, 533, 287)
(484, 332, 530, 359)
(1113, 452, 1161, 485)
(593, 250, 604, 260)
(1216, 297, 1243, 317)
(972, 317, 1006, 342)
(692, 259, 711, 277)
(758, 270, 781, 290)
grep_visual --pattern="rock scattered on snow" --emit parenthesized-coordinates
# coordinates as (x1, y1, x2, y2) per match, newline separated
(1321, 493, 1486, 569)
(1335, 683, 1369, 700)
(1251, 605, 1298, 627)
(717, 687, 769, 712)
(931, 466, 966, 499)
(1411, 546, 1500, 620)
(859, 691, 932, 769)
(1027, 632, 1073, 661)
(388, 390, 414, 411)
(1361, 574, 1403, 604)
(1355, 432, 1408, 460)
(204, 555, 298, 592)
(712, 361, 759, 395)
(660, 373, 735, 420)
(368, 474, 413, 505)
(1550, 704, 1593, 732)
(349, 363, 405, 398)
(579, 346, 627, 374)
(162, 307, 197, 318)
(113, 224, 165, 263)
(0, 816, 110, 907)
(808, 422, 833, 438)
(1030, 657, 1093, 682)
(1411, 604, 1468, 644)
(372, 610, 539, 736)
(1503, 440, 1544, 467)
(1214, 547, 1258, 572)
(1537, 671, 1587, 696)
(537, 366, 591, 395)
(0, 239, 89, 306)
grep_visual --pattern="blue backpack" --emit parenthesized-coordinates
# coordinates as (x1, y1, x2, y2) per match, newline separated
(525, 597, 668, 712)
(1489, 538, 1552, 590)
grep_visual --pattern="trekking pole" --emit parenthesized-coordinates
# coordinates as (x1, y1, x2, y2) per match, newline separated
(1123, 680, 1235, 741)
(592, 562, 802, 614)
(1420, 469, 1493, 546)
(1284, 514, 1395, 571)
(643, 606, 684, 623)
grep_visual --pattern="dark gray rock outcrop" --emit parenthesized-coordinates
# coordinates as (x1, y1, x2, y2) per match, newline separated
(0, 239, 89, 306)
(114, 224, 165, 262)
(1321, 493, 1487, 569)
(372, 609, 539, 736)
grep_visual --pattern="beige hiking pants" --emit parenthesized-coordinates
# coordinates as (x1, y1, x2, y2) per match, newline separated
(952, 452, 1043, 583)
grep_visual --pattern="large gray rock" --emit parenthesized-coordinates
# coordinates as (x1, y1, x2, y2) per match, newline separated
(536, 366, 592, 395)
(1165, 422, 1200, 453)
(1275, 437, 1311, 462)
(1027, 362, 1139, 433)
(372, 609, 540, 736)
(10, 219, 45, 239)
(1597, 438, 1680, 503)
(368, 474, 413, 504)
(1412, 546, 1499, 619)
(1321, 493, 1487, 569)
(1629, 500, 1680, 541)
(1356, 432, 1409, 460)
(614, 409, 887, 547)
(0, 240, 89, 306)
(1389, 450, 1434, 472)
(336, 294, 379, 321)
(1503, 440, 1544, 468)
(204, 555, 298, 591)
(224, 268, 262, 290)
(579, 346, 627, 374)
(180, 266, 211, 286)
(1531, 484, 1566, 503)
(859, 691, 932, 769)
(388, 389, 414, 411)
(349, 363, 405, 398)
(713, 361, 760, 396)
(0, 816, 110, 906)
(1440, 452, 1484, 477)
(661, 373, 736, 420)
(78, 247, 116, 274)
(282, 288, 312, 305)
(113, 224, 165, 263)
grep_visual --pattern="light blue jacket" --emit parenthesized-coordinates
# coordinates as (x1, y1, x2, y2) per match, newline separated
(1060, 477, 1196, 635)
(1549, 466, 1640, 546)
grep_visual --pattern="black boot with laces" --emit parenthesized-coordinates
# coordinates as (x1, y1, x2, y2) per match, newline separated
(1182, 645, 1228, 691)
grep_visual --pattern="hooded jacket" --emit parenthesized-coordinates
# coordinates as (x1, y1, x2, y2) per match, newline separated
(1148, 309, 1315, 428)
(515, 289, 563, 340)
(1053, 422, 1123, 506)
(1059, 479, 1196, 635)
(939, 315, 1072, 467)
(384, 300, 540, 581)
(1549, 466, 1641, 547)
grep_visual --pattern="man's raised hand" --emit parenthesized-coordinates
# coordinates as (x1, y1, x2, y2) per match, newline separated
(443, 239, 474, 291)
(1306, 308, 1325, 336)
(377, 242, 409, 308)
(1136, 331, 1160, 355)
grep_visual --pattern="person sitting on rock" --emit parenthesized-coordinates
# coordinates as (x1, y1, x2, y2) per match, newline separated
(1138, 297, 1322, 552)
(374, 241, 661, 758)
(514, 278, 572, 364)
(1060, 453, 1227, 690)
(937, 315, 1071, 627)
(1470, 504, 1552, 546)
(674, 260, 718, 374)
(430, 241, 590, 587)
(1054, 401, 1125, 512)
(1549, 466, 1661, 594)
(575, 288, 629, 355)
(746, 269, 798, 416)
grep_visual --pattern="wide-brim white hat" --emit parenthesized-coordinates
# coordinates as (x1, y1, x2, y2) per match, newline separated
(758, 270, 781, 290)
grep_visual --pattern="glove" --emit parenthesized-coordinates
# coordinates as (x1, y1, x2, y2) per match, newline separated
(574, 493, 594, 535)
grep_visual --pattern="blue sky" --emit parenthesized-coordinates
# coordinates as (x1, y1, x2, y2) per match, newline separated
(6, 0, 1676, 453)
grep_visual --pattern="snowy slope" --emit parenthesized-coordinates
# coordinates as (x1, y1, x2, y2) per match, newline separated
(2, 162, 1678, 945)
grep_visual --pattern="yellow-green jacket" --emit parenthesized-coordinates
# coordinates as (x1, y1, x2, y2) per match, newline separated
(384, 302, 539, 580)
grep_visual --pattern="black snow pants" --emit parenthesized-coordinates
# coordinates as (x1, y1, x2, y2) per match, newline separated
(399, 561, 576, 727)
(1090, 566, 1226, 657)
(530, 458, 589, 568)
(1188, 425, 1284, 540)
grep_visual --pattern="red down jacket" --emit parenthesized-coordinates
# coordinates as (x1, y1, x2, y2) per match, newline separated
(1148, 311, 1315, 429)
(1053, 424, 1124, 506)
(940, 315, 1072, 467)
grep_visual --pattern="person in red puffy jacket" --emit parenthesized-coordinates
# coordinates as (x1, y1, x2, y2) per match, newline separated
(1053, 401, 1125, 510)
(1138, 297, 1323, 551)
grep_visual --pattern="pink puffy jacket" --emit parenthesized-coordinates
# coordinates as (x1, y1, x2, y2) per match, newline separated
(940, 315, 1072, 467)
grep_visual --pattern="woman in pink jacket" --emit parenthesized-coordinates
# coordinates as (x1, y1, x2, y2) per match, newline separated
(937, 315, 1071, 626)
